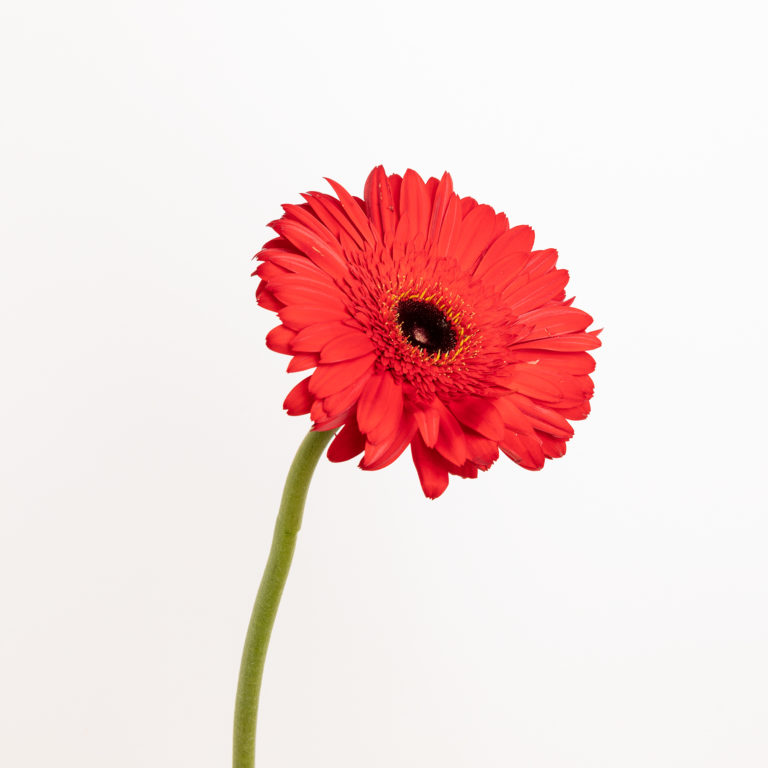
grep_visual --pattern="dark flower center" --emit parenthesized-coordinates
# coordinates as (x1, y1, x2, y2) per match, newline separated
(396, 298, 457, 355)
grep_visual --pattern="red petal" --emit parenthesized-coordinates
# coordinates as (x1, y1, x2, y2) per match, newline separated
(322, 372, 371, 419)
(425, 176, 439, 203)
(281, 202, 339, 247)
(460, 196, 478, 217)
(463, 431, 500, 468)
(265, 251, 332, 281)
(287, 353, 318, 373)
(473, 256, 527, 289)
(271, 219, 348, 281)
(299, 192, 347, 242)
(555, 373, 594, 404)
(414, 407, 440, 448)
(356, 372, 391, 434)
(490, 211, 510, 242)
(308, 354, 376, 398)
(255, 239, 299, 259)
(393, 210, 413, 251)
(364, 165, 398, 246)
(449, 204, 497, 270)
(499, 251, 560, 301)
(516, 306, 593, 337)
(283, 377, 313, 415)
(278, 303, 349, 331)
(512, 332, 602, 352)
(388, 173, 402, 213)
(449, 460, 479, 479)
(448, 396, 505, 441)
(365, 375, 404, 445)
(266, 268, 337, 296)
(312, 412, 349, 431)
(254, 261, 290, 281)
(524, 248, 559, 278)
(474, 225, 534, 278)
(505, 270, 570, 315)
(270, 279, 348, 311)
(473, 226, 537, 286)
(256, 285, 282, 311)
(503, 224, 535, 252)
(494, 396, 535, 434)
(507, 367, 564, 402)
(266, 325, 295, 354)
(360, 410, 417, 471)
(327, 419, 366, 462)
(427, 172, 455, 248)
(433, 401, 467, 466)
(410, 434, 450, 499)
(555, 400, 591, 420)
(431, 193, 460, 261)
(508, 394, 574, 438)
(302, 191, 366, 251)
(320, 331, 375, 363)
(325, 177, 375, 247)
(537, 431, 568, 459)
(310, 398, 327, 423)
(292, 322, 349, 353)
(398, 169, 431, 249)
(500, 430, 546, 470)
(507, 350, 596, 375)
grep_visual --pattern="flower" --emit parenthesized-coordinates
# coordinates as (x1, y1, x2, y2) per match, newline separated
(255, 167, 600, 498)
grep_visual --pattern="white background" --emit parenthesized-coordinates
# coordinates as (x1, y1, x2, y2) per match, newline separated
(2, 1, 767, 766)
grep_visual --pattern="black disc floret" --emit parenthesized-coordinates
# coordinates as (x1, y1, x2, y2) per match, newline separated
(396, 298, 457, 355)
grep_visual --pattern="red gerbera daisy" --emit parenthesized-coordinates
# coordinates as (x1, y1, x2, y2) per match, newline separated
(255, 166, 600, 498)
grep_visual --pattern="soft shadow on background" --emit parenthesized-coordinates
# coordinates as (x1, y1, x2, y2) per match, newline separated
(1, 1, 766, 766)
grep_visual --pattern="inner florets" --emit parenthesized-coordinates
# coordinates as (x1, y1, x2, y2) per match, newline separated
(396, 298, 457, 356)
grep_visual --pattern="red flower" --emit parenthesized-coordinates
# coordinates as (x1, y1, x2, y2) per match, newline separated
(255, 167, 600, 498)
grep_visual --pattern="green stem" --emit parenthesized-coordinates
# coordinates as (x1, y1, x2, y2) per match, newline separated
(233, 428, 335, 768)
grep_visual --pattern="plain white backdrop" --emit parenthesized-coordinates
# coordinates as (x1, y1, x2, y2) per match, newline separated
(2, 0, 767, 766)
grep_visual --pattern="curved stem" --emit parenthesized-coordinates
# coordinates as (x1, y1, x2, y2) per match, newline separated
(233, 428, 335, 768)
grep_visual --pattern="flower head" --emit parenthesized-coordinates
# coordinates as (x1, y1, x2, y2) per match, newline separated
(255, 167, 600, 498)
